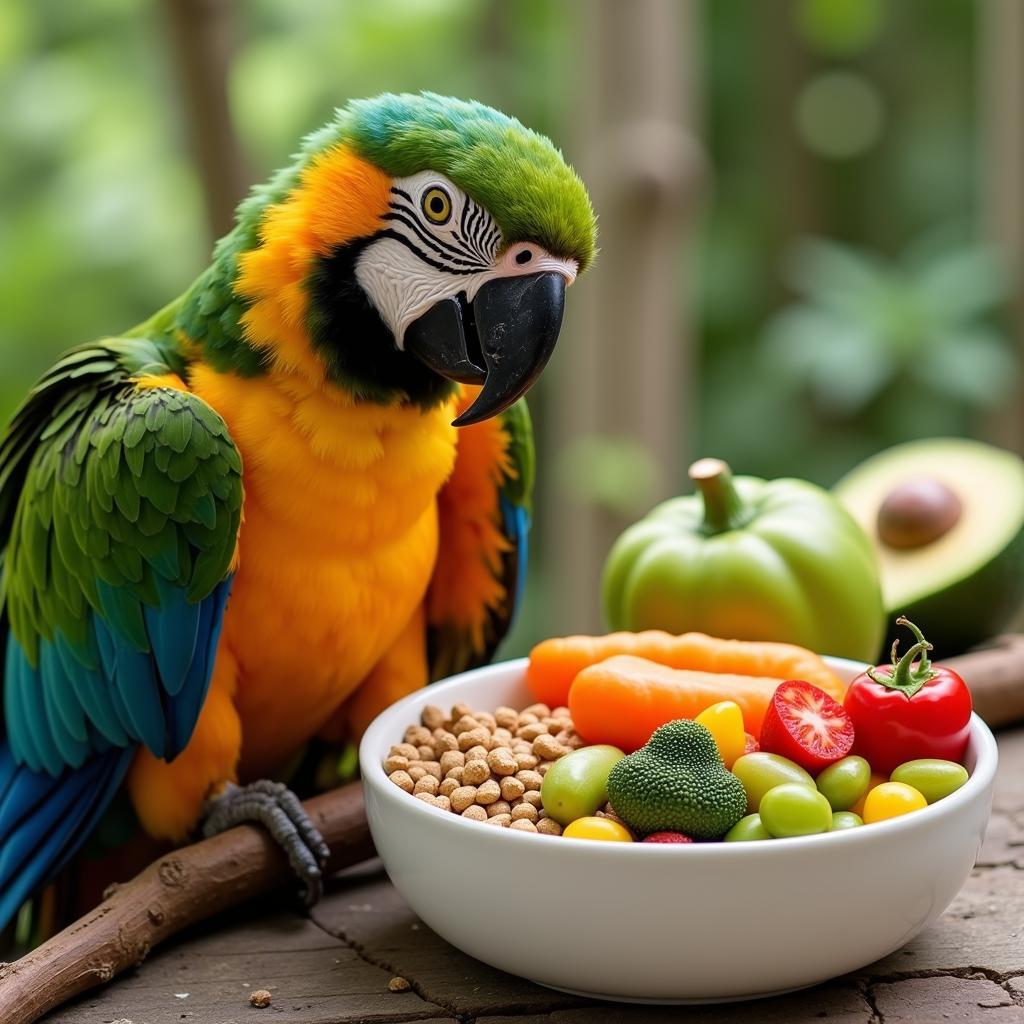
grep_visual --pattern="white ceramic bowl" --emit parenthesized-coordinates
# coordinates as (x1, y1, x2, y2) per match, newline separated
(360, 657, 997, 1003)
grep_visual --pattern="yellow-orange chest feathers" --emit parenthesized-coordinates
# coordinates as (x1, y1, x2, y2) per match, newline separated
(189, 363, 458, 772)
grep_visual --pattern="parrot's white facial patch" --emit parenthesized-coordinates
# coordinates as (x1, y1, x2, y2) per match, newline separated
(354, 171, 578, 348)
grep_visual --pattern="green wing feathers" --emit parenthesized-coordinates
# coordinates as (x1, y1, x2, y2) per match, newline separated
(0, 339, 243, 770)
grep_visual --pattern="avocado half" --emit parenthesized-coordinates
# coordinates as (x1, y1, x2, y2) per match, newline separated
(834, 438, 1024, 657)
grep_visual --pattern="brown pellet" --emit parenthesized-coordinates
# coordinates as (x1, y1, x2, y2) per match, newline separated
(500, 776, 525, 801)
(439, 750, 465, 774)
(458, 727, 491, 752)
(445, 765, 464, 784)
(382, 754, 409, 774)
(439, 777, 459, 798)
(510, 818, 538, 833)
(537, 817, 563, 836)
(389, 770, 413, 793)
(517, 711, 539, 727)
(464, 744, 490, 761)
(413, 775, 439, 796)
(451, 701, 474, 721)
(405, 724, 432, 747)
(250, 989, 272, 1008)
(534, 734, 567, 760)
(388, 976, 411, 993)
(475, 779, 501, 805)
(487, 748, 518, 776)
(537, 762, 552, 777)
(487, 800, 512, 817)
(523, 703, 551, 719)
(421, 704, 446, 730)
(494, 706, 520, 729)
(522, 790, 543, 808)
(485, 813, 512, 827)
(392, 743, 419, 761)
(518, 722, 548, 742)
(451, 714, 480, 736)
(463, 759, 490, 786)
(515, 753, 539, 771)
(476, 711, 497, 731)
(450, 786, 478, 813)
(432, 731, 458, 755)
(516, 770, 543, 791)
(434, 795, 451, 812)
(511, 802, 538, 823)
(414, 792, 438, 806)
(408, 765, 427, 783)
(461, 804, 487, 821)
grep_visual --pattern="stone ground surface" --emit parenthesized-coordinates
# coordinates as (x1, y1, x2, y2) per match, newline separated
(48, 729, 1024, 1024)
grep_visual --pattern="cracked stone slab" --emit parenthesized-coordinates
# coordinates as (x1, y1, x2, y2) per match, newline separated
(310, 860, 588, 1017)
(475, 983, 873, 1023)
(871, 976, 1024, 1022)
(861, 865, 1024, 978)
(44, 910, 448, 1024)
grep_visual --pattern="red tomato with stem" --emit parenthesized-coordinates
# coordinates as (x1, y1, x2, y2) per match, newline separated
(844, 617, 972, 775)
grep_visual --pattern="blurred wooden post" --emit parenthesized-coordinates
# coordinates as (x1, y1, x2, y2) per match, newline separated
(980, 0, 1024, 453)
(160, 0, 249, 240)
(546, 0, 704, 633)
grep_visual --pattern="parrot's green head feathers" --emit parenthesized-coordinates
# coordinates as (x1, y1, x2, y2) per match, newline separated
(335, 93, 596, 273)
(183, 93, 597, 425)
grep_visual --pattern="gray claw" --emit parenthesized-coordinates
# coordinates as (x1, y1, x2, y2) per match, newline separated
(201, 780, 330, 905)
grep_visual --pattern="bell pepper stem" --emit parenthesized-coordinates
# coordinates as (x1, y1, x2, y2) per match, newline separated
(865, 616, 938, 699)
(689, 458, 748, 534)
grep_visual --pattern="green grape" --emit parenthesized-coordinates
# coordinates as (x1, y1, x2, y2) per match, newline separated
(759, 783, 833, 838)
(732, 752, 815, 814)
(890, 759, 969, 804)
(816, 755, 871, 811)
(541, 744, 625, 825)
(724, 813, 773, 842)
(831, 811, 863, 830)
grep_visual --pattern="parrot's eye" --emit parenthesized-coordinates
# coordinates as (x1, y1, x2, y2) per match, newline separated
(421, 186, 452, 225)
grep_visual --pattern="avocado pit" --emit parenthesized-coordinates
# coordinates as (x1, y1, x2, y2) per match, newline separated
(877, 478, 962, 550)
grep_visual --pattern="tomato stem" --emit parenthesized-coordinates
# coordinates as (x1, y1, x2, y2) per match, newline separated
(689, 458, 749, 534)
(866, 616, 938, 699)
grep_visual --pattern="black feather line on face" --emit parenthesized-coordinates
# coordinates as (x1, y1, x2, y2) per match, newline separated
(304, 238, 457, 407)
(382, 208, 488, 270)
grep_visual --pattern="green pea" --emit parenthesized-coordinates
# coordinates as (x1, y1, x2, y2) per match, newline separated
(759, 783, 833, 838)
(724, 813, 773, 842)
(732, 752, 815, 814)
(831, 811, 863, 830)
(815, 756, 872, 811)
(890, 759, 969, 804)
(540, 744, 625, 825)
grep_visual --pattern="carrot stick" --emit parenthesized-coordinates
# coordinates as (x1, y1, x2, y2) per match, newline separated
(568, 655, 845, 751)
(527, 630, 845, 708)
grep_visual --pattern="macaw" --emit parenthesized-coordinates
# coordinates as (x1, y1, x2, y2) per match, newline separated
(0, 92, 596, 928)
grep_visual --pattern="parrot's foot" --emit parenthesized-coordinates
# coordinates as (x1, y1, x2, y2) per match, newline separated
(200, 780, 330, 905)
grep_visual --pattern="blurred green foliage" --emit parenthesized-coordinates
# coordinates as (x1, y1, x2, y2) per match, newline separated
(0, 0, 1016, 655)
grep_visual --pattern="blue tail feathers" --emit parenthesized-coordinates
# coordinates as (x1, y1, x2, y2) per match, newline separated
(0, 742, 133, 931)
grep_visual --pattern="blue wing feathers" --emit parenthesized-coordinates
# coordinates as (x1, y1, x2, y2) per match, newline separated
(144, 576, 202, 698)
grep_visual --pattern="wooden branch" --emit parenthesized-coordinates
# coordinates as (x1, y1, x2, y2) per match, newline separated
(946, 634, 1024, 729)
(0, 783, 373, 1024)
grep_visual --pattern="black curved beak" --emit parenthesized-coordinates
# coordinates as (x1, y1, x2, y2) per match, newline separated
(404, 272, 566, 426)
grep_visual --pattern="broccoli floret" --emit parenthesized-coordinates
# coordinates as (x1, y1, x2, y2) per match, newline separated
(607, 719, 747, 840)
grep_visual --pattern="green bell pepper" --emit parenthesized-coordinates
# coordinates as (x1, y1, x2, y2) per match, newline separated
(602, 458, 885, 661)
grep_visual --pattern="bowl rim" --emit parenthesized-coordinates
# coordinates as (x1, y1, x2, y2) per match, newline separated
(360, 656, 998, 858)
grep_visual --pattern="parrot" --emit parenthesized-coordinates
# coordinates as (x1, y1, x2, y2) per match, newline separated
(0, 92, 596, 930)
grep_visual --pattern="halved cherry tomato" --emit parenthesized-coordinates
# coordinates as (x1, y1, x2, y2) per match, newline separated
(760, 679, 854, 774)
